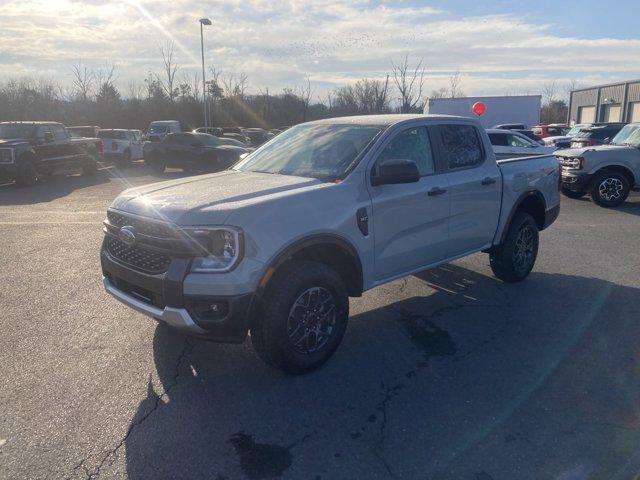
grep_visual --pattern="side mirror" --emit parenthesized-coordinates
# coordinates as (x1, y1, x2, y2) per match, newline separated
(44, 132, 54, 143)
(603, 137, 611, 145)
(371, 159, 420, 186)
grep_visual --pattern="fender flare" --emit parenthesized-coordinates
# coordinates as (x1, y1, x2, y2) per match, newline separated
(499, 190, 547, 244)
(258, 233, 364, 296)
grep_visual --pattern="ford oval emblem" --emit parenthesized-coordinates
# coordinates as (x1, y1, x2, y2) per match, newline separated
(119, 226, 136, 247)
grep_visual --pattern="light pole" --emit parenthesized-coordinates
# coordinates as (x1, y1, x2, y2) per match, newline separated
(199, 18, 212, 128)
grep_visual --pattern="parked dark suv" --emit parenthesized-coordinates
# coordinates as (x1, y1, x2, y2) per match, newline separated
(569, 123, 626, 149)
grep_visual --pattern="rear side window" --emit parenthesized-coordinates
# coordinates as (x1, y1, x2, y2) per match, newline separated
(532, 127, 542, 135)
(51, 125, 68, 141)
(439, 124, 484, 169)
(378, 127, 435, 175)
(488, 133, 508, 146)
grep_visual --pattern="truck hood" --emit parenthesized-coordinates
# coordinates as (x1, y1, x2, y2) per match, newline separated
(0, 138, 31, 147)
(110, 170, 327, 225)
(555, 144, 632, 157)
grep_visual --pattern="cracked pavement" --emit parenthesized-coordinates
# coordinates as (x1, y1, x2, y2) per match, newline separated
(1, 164, 640, 479)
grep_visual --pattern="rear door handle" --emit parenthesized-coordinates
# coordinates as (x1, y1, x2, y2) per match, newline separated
(481, 177, 497, 185)
(427, 187, 447, 196)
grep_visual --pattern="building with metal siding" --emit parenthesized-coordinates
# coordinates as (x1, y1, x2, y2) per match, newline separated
(569, 79, 640, 125)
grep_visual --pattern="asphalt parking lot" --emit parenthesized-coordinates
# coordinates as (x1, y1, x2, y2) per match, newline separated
(1, 164, 640, 480)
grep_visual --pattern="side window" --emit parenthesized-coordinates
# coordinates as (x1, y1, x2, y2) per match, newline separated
(36, 126, 51, 140)
(488, 133, 508, 146)
(439, 124, 484, 169)
(377, 127, 435, 176)
(51, 125, 68, 141)
(532, 127, 542, 136)
(506, 134, 531, 147)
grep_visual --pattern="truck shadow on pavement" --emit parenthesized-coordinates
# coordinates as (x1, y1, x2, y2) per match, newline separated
(0, 164, 192, 206)
(122, 265, 640, 480)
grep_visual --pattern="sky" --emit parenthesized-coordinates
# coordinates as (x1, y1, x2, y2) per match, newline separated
(0, 0, 639, 100)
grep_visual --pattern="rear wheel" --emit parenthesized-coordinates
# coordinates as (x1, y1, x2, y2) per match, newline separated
(116, 150, 131, 169)
(147, 154, 165, 174)
(590, 171, 630, 208)
(15, 159, 38, 187)
(561, 187, 586, 199)
(251, 261, 349, 374)
(81, 155, 98, 176)
(490, 212, 539, 283)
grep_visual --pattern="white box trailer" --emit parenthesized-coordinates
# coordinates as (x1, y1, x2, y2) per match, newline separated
(424, 95, 541, 129)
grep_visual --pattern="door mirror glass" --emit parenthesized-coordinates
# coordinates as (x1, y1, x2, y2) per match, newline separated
(603, 137, 611, 144)
(372, 159, 420, 186)
(44, 131, 54, 143)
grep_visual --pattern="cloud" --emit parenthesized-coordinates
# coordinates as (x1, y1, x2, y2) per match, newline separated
(0, 0, 638, 98)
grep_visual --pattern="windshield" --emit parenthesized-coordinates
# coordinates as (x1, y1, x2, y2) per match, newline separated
(233, 123, 382, 179)
(566, 124, 587, 136)
(148, 125, 168, 134)
(612, 124, 640, 146)
(0, 124, 36, 139)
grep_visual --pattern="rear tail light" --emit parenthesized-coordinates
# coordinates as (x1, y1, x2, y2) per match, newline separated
(98, 141, 104, 154)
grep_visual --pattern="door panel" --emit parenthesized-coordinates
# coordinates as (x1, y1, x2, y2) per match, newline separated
(371, 176, 450, 280)
(435, 124, 502, 257)
(369, 125, 450, 281)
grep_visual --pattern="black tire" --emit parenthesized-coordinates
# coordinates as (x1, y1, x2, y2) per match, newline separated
(146, 154, 166, 174)
(590, 171, 630, 208)
(490, 212, 539, 283)
(15, 159, 38, 187)
(561, 187, 586, 199)
(116, 150, 131, 169)
(81, 156, 98, 176)
(250, 261, 349, 374)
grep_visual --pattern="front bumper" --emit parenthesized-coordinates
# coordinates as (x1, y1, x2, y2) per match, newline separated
(101, 243, 253, 343)
(103, 276, 206, 334)
(561, 170, 591, 192)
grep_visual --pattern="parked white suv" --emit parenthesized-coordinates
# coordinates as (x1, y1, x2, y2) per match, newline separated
(97, 129, 144, 167)
(101, 114, 560, 374)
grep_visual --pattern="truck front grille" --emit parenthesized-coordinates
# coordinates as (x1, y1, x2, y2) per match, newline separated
(106, 236, 172, 274)
(106, 210, 177, 238)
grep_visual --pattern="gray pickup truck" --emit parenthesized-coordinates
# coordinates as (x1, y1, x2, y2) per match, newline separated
(101, 114, 560, 373)
(557, 122, 640, 207)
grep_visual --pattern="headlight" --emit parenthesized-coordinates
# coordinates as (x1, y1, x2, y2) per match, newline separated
(186, 226, 243, 273)
(558, 156, 582, 169)
(0, 148, 15, 164)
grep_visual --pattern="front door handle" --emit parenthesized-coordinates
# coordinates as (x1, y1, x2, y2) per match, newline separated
(481, 177, 497, 185)
(427, 187, 447, 196)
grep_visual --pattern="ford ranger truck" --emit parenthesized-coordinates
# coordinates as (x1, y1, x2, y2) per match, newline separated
(557, 122, 640, 207)
(101, 114, 560, 374)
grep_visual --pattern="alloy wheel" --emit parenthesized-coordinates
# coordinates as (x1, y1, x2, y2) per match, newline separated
(287, 287, 336, 354)
(513, 225, 535, 272)
(598, 177, 624, 201)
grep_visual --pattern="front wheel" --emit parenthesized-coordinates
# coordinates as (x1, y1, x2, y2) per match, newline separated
(15, 159, 38, 187)
(561, 187, 586, 199)
(251, 261, 349, 374)
(590, 171, 630, 208)
(490, 212, 539, 283)
(146, 154, 166, 174)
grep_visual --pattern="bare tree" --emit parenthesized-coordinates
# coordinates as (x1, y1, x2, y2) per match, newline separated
(71, 62, 94, 101)
(542, 80, 558, 105)
(448, 70, 464, 98)
(564, 79, 580, 102)
(391, 55, 426, 113)
(295, 77, 313, 121)
(222, 72, 248, 98)
(157, 41, 180, 102)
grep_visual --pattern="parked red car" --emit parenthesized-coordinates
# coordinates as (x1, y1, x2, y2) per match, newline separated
(531, 124, 569, 139)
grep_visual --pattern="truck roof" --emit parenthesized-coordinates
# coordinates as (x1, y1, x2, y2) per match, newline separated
(0, 121, 64, 126)
(305, 114, 475, 127)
